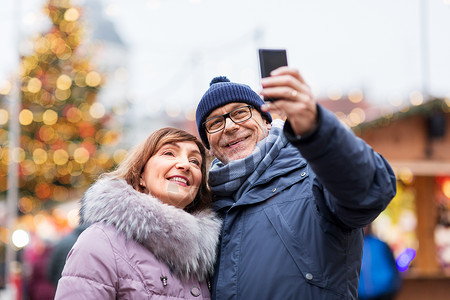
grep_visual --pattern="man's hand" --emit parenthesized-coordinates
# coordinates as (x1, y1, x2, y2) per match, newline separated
(260, 67, 318, 137)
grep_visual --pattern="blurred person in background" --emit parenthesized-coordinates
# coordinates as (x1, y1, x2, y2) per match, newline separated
(358, 225, 402, 300)
(23, 235, 55, 300)
(194, 66, 397, 299)
(46, 223, 89, 286)
(54, 127, 221, 299)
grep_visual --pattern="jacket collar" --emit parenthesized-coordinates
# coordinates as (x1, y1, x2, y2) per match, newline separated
(213, 144, 307, 211)
(80, 178, 221, 281)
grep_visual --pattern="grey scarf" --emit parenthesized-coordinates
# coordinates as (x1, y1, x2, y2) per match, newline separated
(209, 119, 288, 200)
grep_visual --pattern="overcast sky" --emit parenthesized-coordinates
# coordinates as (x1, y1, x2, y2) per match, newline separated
(1, 0, 450, 115)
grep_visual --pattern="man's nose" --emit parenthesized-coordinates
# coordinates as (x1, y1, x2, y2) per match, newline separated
(223, 116, 238, 131)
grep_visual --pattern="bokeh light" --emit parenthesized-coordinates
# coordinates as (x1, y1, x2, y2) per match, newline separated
(0, 109, 9, 125)
(19, 109, 34, 125)
(66, 107, 81, 123)
(74, 147, 90, 164)
(64, 7, 80, 21)
(35, 182, 52, 199)
(53, 149, 69, 165)
(43, 109, 58, 125)
(86, 71, 101, 87)
(327, 87, 342, 101)
(0, 80, 12, 95)
(409, 90, 424, 106)
(89, 102, 105, 119)
(12, 229, 30, 248)
(18, 197, 34, 214)
(347, 108, 366, 126)
(398, 168, 414, 185)
(12, 147, 25, 163)
(396, 248, 416, 272)
(443, 178, 450, 199)
(55, 88, 71, 100)
(27, 78, 42, 93)
(56, 74, 72, 90)
(348, 89, 364, 103)
(38, 126, 56, 142)
(33, 148, 48, 165)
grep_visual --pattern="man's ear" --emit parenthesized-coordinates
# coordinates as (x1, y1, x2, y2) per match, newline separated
(265, 119, 272, 131)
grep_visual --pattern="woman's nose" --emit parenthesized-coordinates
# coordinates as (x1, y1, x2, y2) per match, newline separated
(175, 158, 190, 170)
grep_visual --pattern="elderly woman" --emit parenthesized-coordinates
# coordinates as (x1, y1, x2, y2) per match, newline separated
(55, 127, 221, 299)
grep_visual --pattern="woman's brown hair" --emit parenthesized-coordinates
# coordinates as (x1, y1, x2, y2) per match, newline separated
(102, 127, 212, 213)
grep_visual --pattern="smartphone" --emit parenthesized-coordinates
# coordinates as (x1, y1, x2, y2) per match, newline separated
(258, 49, 288, 101)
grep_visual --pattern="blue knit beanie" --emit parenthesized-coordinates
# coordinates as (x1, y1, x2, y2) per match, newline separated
(195, 76, 272, 149)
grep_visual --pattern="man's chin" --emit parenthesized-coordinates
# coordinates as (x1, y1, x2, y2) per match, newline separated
(224, 152, 250, 163)
(214, 147, 252, 164)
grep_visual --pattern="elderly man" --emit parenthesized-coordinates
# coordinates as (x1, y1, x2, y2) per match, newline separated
(195, 67, 396, 300)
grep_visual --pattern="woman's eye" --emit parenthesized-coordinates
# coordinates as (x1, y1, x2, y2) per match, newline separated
(163, 151, 174, 156)
(190, 159, 201, 166)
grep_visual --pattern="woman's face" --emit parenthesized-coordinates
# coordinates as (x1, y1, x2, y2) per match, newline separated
(141, 141, 203, 209)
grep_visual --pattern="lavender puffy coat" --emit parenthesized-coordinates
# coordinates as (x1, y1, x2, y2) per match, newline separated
(55, 179, 222, 299)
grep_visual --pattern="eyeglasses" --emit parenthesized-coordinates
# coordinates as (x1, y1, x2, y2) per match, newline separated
(203, 105, 253, 134)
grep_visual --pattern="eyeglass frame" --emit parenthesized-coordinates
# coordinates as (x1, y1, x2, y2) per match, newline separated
(202, 105, 254, 134)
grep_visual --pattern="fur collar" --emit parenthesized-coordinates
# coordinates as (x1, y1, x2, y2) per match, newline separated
(80, 178, 222, 281)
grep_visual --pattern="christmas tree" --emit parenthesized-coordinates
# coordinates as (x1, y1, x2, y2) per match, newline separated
(0, 0, 119, 214)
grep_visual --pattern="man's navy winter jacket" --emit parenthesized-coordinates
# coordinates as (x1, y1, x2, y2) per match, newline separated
(210, 106, 397, 300)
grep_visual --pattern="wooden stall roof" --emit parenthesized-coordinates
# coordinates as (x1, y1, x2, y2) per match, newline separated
(350, 98, 450, 174)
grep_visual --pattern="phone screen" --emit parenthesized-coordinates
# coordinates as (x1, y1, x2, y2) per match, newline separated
(258, 49, 288, 78)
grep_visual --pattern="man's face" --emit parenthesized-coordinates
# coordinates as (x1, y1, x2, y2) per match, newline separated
(206, 102, 271, 164)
